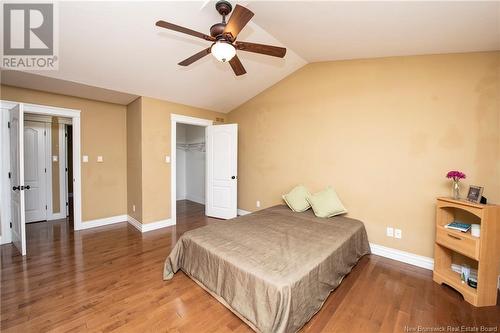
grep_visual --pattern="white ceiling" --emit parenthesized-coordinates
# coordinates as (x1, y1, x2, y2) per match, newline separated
(1, 70, 138, 105)
(24, 1, 306, 112)
(249, 1, 500, 62)
(3, 1, 499, 112)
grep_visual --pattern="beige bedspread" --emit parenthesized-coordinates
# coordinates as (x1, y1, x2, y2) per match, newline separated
(164, 205, 370, 333)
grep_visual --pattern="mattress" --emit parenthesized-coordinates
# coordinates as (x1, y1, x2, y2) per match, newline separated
(164, 205, 370, 333)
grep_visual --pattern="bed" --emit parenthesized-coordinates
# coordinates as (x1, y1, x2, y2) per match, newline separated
(163, 205, 370, 333)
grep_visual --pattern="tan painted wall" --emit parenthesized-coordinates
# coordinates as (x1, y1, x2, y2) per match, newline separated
(1, 85, 128, 221)
(126, 98, 143, 222)
(227, 52, 500, 258)
(135, 96, 226, 224)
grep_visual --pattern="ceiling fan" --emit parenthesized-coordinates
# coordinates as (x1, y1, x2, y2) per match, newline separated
(155, 1, 286, 76)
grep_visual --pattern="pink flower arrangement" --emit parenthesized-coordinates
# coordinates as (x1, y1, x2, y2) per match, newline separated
(446, 170, 466, 181)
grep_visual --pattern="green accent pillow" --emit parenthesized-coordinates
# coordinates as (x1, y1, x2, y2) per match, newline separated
(307, 187, 347, 218)
(282, 186, 311, 212)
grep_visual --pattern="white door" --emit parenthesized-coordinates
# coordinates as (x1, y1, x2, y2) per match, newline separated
(9, 104, 27, 255)
(24, 121, 47, 223)
(206, 124, 238, 219)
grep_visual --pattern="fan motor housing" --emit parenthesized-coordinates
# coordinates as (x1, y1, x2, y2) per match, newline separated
(210, 23, 226, 38)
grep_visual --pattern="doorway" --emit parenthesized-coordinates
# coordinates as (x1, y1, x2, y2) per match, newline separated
(170, 114, 238, 225)
(23, 114, 72, 225)
(0, 101, 82, 256)
(176, 123, 206, 222)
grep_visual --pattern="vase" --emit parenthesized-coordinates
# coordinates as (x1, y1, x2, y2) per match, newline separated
(452, 180, 460, 200)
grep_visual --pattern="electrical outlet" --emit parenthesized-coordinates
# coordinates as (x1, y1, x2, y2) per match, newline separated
(395, 229, 402, 239)
(132, 205, 136, 212)
(256, 200, 261, 208)
(386, 227, 394, 237)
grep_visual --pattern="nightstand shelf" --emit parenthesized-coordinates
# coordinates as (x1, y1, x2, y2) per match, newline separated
(433, 197, 500, 307)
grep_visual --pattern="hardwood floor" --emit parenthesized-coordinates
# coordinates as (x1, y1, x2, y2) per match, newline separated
(1, 200, 499, 332)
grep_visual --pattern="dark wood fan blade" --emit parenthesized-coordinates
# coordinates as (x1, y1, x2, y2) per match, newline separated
(229, 55, 246, 76)
(223, 5, 254, 40)
(156, 20, 215, 41)
(235, 41, 286, 58)
(178, 48, 211, 66)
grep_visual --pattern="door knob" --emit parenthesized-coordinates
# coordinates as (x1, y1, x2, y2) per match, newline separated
(231, 176, 236, 179)
(12, 185, 21, 191)
(25, 185, 31, 190)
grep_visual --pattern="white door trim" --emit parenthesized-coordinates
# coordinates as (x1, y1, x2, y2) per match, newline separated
(170, 114, 213, 225)
(47, 123, 67, 220)
(0, 104, 14, 244)
(0, 100, 83, 241)
(45, 122, 53, 220)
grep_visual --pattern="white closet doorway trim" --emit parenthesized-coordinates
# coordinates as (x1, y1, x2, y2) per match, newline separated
(170, 114, 213, 225)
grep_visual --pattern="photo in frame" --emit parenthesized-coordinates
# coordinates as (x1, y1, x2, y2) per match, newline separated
(466, 185, 484, 203)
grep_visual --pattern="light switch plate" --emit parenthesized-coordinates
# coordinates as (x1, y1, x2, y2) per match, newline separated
(82, 155, 89, 163)
(395, 229, 402, 239)
(52, 155, 58, 162)
(97, 156, 103, 162)
(386, 227, 394, 237)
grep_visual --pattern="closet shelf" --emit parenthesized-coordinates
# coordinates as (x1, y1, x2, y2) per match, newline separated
(176, 142, 205, 152)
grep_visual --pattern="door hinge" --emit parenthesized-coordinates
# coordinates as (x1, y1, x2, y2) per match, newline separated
(44, 168, 47, 173)
(45, 205, 47, 210)
(10, 222, 12, 228)
(66, 202, 68, 206)
(8, 172, 11, 179)
(65, 167, 68, 172)
(44, 130, 46, 136)
(7, 121, 10, 129)
(65, 133, 68, 138)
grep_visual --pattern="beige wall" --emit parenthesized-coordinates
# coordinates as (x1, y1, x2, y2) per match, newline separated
(128, 96, 226, 224)
(1, 85, 128, 221)
(126, 98, 143, 222)
(227, 52, 500, 258)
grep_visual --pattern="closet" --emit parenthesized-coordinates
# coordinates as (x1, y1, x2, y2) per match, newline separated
(176, 124, 206, 206)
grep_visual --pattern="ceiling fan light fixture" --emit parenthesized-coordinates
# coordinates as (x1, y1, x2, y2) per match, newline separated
(211, 40, 236, 63)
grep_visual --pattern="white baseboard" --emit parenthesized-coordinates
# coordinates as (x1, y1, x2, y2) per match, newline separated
(370, 243, 435, 271)
(237, 209, 251, 216)
(185, 195, 205, 205)
(127, 215, 174, 233)
(78, 214, 128, 230)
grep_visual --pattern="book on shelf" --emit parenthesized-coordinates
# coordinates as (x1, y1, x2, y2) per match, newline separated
(444, 221, 471, 233)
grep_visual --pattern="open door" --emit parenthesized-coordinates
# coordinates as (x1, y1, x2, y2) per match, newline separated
(206, 124, 237, 219)
(9, 104, 26, 255)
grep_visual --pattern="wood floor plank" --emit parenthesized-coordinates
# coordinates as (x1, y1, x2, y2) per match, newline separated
(1, 200, 499, 332)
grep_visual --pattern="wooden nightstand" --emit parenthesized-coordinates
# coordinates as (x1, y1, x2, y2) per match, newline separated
(433, 197, 500, 306)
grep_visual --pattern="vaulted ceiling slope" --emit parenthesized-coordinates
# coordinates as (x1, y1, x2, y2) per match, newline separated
(2, 1, 499, 113)
(20, 1, 306, 112)
(249, 1, 500, 63)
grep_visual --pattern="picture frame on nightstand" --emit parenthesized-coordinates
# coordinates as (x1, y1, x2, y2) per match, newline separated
(466, 185, 483, 203)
